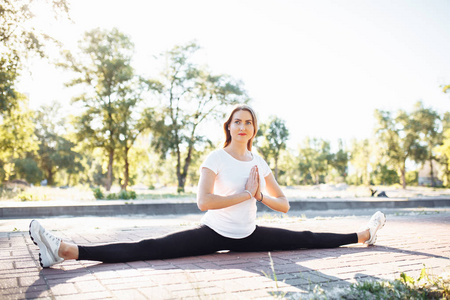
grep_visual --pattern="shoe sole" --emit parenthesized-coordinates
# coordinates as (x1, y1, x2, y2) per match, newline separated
(29, 220, 52, 268)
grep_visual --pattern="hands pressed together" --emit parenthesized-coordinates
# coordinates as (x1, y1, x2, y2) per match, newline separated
(245, 166, 262, 201)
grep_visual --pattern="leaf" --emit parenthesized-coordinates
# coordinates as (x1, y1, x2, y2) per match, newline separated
(400, 272, 415, 284)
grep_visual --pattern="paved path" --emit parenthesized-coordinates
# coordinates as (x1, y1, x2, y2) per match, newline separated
(1, 208, 449, 299)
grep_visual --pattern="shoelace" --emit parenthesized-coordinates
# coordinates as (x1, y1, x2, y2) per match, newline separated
(368, 215, 382, 227)
(44, 230, 60, 243)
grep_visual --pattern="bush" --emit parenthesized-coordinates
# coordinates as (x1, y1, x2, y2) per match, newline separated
(106, 193, 117, 200)
(92, 187, 104, 200)
(93, 188, 136, 200)
(101, 190, 137, 200)
(118, 189, 136, 200)
(16, 192, 33, 201)
(406, 171, 418, 186)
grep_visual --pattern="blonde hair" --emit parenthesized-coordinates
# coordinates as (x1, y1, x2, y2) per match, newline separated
(223, 104, 258, 151)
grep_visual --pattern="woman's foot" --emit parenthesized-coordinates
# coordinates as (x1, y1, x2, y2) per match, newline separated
(29, 220, 64, 267)
(363, 211, 386, 245)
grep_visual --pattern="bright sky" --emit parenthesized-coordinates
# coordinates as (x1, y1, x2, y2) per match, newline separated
(17, 0, 450, 149)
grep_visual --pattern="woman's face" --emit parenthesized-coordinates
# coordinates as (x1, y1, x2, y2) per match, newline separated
(228, 110, 255, 145)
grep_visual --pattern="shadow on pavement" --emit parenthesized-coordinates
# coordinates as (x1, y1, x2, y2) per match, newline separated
(24, 242, 448, 299)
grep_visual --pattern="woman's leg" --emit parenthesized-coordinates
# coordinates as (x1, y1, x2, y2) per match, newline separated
(228, 211, 386, 252)
(31, 219, 223, 267)
(77, 225, 222, 263)
(229, 226, 359, 252)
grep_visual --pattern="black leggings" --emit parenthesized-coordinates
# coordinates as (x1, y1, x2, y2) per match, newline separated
(78, 225, 358, 263)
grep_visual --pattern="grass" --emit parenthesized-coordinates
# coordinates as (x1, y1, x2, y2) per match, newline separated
(0, 186, 96, 202)
(0, 185, 197, 202)
(3, 184, 450, 202)
(262, 259, 450, 300)
(332, 267, 450, 300)
(135, 191, 196, 200)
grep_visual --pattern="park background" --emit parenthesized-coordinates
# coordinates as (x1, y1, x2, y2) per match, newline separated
(2, 0, 450, 201)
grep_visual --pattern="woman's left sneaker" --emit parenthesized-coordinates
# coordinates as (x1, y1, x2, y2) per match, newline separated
(364, 211, 386, 245)
(29, 220, 64, 267)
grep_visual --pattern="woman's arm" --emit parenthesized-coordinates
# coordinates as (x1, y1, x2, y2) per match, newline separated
(255, 173, 290, 213)
(196, 166, 259, 211)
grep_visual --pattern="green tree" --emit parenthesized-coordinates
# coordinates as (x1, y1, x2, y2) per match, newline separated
(374, 108, 426, 189)
(0, 96, 38, 181)
(256, 116, 289, 181)
(349, 139, 372, 186)
(277, 150, 300, 186)
(436, 128, 450, 186)
(435, 112, 450, 186)
(148, 42, 248, 192)
(34, 102, 82, 186)
(60, 28, 135, 191)
(412, 101, 442, 187)
(371, 163, 399, 185)
(330, 139, 349, 182)
(442, 83, 450, 94)
(13, 157, 43, 185)
(115, 79, 147, 190)
(298, 137, 332, 185)
(0, 0, 69, 114)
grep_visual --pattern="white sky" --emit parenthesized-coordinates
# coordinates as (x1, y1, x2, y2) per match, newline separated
(17, 0, 450, 149)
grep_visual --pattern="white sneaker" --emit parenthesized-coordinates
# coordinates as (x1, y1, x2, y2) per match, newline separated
(29, 220, 64, 267)
(364, 211, 386, 245)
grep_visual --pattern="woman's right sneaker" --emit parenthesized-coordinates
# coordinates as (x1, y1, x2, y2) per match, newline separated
(29, 220, 64, 268)
(364, 211, 386, 245)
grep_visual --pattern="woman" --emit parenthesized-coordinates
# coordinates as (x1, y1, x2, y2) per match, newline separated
(29, 104, 386, 268)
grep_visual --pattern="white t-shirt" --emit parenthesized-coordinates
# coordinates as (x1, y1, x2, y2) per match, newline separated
(199, 148, 272, 238)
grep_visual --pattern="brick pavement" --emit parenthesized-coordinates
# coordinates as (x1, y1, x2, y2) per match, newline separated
(1, 209, 449, 299)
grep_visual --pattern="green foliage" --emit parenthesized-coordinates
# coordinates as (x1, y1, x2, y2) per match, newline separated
(92, 187, 104, 200)
(96, 189, 136, 200)
(342, 266, 450, 300)
(406, 170, 418, 186)
(276, 151, 300, 186)
(261, 252, 287, 299)
(298, 137, 333, 185)
(60, 28, 136, 191)
(33, 102, 83, 186)
(16, 191, 33, 201)
(147, 41, 248, 193)
(0, 97, 39, 181)
(106, 193, 117, 200)
(118, 189, 136, 200)
(413, 102, 442, 187)
(372, 164, 400, 186)
(13, 158, 43, 185)
(350, 139, 375, 186)
(436, 128, 450, 187)
(331, 140, 349, 180)
(1, 0, 69, 115)
(375, 106, 427, 189)
(256, 116, 289, 181)
(0, 53, 20, 114)
(300, 265, 449, 299)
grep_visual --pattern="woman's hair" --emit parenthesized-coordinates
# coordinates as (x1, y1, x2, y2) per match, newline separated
(223, 104, 258, 151)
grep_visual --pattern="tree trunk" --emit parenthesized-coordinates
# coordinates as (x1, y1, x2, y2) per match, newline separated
(400, 166, 406, 189)
(122, 147, 129, 191)
(66, 173, 72, 186)
(106, 149, 114, 191)
(429, 159, 435, 187)
(46, 168, 55, 186)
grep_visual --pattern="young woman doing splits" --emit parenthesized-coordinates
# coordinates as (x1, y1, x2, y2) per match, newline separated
(29, 104, 386, 268)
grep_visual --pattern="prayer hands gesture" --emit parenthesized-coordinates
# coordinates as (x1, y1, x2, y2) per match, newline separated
(245, 166, 261, 198)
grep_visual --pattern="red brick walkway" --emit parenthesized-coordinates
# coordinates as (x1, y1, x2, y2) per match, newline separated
(1, 210, 449, 299)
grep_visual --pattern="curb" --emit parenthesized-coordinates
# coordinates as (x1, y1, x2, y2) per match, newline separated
(1, 198, 450, 218)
